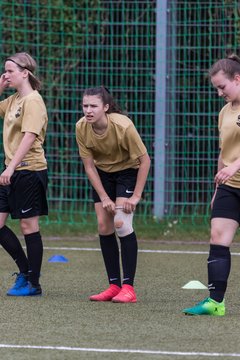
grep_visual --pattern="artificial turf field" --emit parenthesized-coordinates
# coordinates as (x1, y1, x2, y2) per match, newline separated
(1, 237, 240, 359)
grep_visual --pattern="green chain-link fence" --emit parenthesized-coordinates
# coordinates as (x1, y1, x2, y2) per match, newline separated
(0, 0, 239, 225)
(164, 0, 240, 224)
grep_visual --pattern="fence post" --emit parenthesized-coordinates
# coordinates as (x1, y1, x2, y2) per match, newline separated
(154, 0, 168, 218)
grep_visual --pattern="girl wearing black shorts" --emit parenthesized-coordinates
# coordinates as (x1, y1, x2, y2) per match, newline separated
(183, 53, 240, 316)
(0, 52, 48, 296)
(76, 86, 150, 303)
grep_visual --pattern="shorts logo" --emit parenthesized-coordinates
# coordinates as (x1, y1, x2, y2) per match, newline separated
(126, 189, 134, 194)
(207, 260, 218, 264)
(21, 207, 32, 214)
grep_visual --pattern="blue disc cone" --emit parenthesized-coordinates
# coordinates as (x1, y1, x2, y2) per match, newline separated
(48, 254, 69, 263)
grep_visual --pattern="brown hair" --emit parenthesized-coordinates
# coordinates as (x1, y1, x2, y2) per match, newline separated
(209, 53, 240, 80)
(82, 86, 124, 114)
(6, 52, 41, 90)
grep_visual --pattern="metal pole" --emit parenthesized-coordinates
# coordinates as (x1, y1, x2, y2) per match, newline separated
(154, 0, 168, 218)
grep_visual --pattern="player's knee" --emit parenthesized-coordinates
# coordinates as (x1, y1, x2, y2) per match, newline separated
(20, 218, 39, 235)
(210, 227, 224, 245)
(114, 209, 133, 237)
(97, 220, 114, 235)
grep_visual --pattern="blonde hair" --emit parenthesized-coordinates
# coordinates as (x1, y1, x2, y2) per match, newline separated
(6, 52, 41, 90)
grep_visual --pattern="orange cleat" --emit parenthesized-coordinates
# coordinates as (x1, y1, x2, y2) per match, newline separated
(112, 284, 137, 303)
(89, 284, 121, 301)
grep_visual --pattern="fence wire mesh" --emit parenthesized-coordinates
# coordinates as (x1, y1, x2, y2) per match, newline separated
(0, 0, 238, 225)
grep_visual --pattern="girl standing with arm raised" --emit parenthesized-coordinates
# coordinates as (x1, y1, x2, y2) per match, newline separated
(0, 52, 48, 296)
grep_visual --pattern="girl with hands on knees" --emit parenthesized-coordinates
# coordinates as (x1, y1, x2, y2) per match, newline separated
(76, 86, 150, 303)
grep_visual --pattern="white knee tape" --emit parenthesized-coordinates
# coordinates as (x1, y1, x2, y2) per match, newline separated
(114, 208, 133, 237)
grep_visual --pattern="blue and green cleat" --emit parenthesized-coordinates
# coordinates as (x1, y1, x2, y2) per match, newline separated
(182, 297, 225, 316)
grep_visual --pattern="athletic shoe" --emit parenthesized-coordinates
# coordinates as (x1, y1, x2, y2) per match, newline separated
(182, 297, 225, 316)
(7, 281, 42, 296)
(89, 284, 121, 301)
(112, 284, 137, 303)
(7, 272, 28, 296)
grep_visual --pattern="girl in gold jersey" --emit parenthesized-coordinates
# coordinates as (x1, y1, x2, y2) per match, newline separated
(183, 54, 240, 316)
(0, 52, 48, 296)
(76, 87, 151, 302)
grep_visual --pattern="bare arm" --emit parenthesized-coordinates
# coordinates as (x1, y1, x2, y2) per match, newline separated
(122, 153, 151, 213)
(217, 154, 224, 172)
(0, 132, 36, 185)
(214, 153, 240, 185)
(0, 73, 9, 95)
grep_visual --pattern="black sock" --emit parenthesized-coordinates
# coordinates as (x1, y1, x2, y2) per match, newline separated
(208, 244, 231, 302)
(99, 233, 121, 287)
(24, 232, 43, 287)
(119, 231, 138, 286)
(0, 225, 28, 273)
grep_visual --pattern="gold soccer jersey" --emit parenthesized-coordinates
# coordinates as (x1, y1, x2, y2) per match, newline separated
(0, 91, 48, 171)
(218, 102, 240, 188)
(76, 113, 147, 172)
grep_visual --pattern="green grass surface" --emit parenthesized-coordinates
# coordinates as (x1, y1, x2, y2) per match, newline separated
(0, 238, 240, 359)
(5, 216, 214, 241)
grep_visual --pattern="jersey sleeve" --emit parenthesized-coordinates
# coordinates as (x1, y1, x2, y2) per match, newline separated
(218, 106, 225, 149)
(123, 124, 147, 160)
(75, 121, 93, 158)
(0, 97, 11, 118)
(21, 99, 47, 135)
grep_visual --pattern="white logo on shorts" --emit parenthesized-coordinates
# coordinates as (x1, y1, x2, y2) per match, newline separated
(207, 260, 218, 264)
(21, 208, 32, 214)
(126, 190, 134, 194)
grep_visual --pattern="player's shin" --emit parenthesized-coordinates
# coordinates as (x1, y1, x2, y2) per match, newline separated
(208, 244, 231, 302)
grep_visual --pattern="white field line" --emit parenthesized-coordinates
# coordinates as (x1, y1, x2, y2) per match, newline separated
(2, 244, 239, 256)
(0, 344, 239, 357)
(41, 246, 240, 256)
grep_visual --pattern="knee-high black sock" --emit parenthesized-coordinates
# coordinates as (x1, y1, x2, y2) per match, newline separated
(119, 231, 138, 286)
(0, 225, 28, 273)
(99, 233, 121, 287)
(208, 244, 231, 302)
(24, 232, 43, 287)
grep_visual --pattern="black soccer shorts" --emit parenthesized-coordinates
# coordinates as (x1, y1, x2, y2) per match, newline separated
(0, 169, 48, 219)
(211, 184, 240, 224)
(92, 167, 138, 203)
